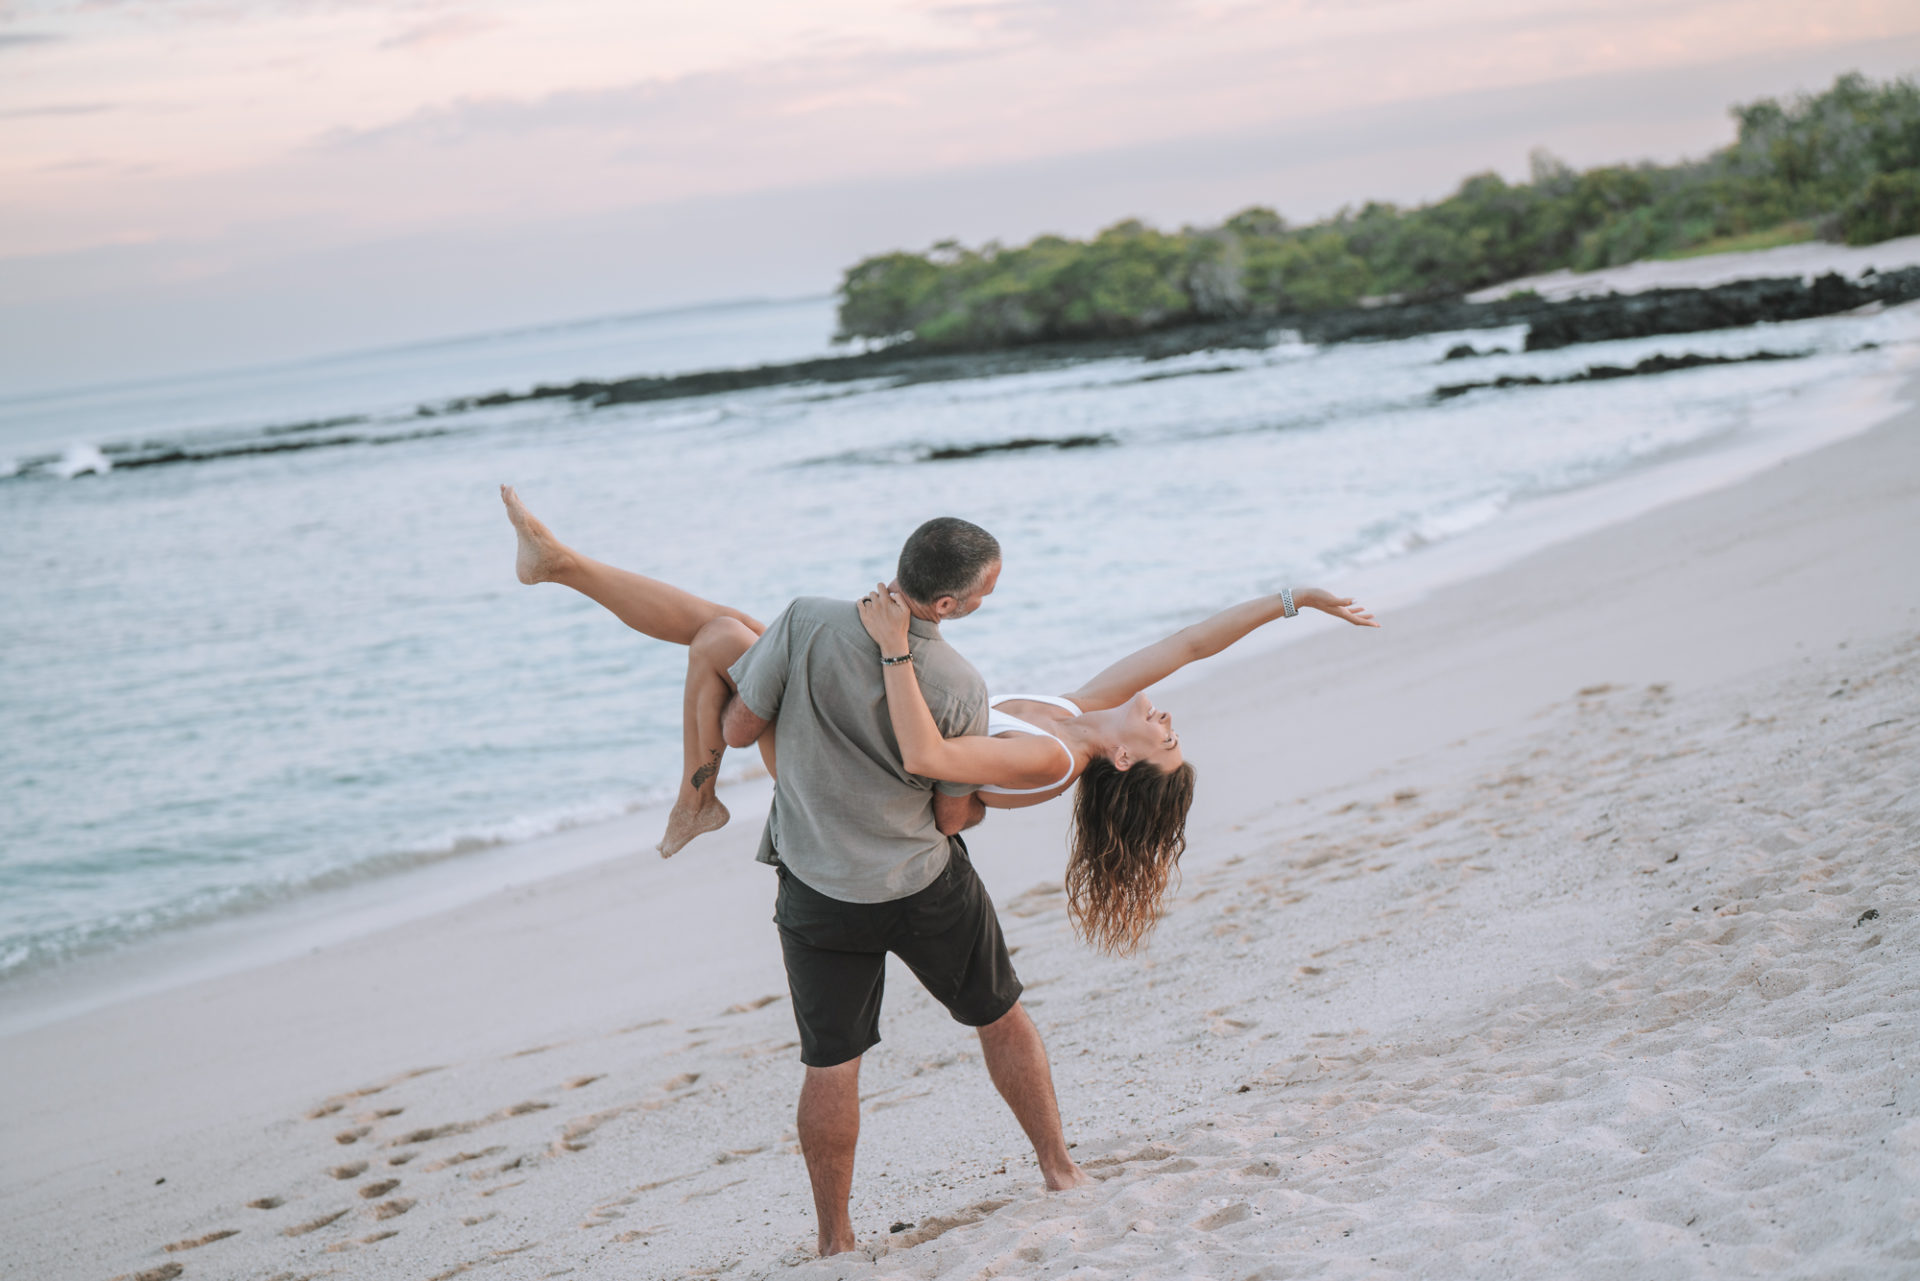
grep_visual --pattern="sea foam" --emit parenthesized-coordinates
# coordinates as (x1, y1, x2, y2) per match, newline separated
(52, 443, 111, 478)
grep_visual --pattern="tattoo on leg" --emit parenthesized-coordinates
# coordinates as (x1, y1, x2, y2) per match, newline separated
(691, 748, 722, 791)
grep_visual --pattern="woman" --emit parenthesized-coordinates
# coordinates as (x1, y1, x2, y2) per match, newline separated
(852, 579, 1373, 952)
(501, 485, 1376, 951)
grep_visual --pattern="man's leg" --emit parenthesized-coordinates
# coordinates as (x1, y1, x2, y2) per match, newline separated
(797, 1057, 864, 1256)
(776, 867, 889, 1257)
(976, 1002, 1089, 1190)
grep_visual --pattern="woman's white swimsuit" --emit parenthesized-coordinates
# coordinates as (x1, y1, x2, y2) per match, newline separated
(977, 694, 1082, 795)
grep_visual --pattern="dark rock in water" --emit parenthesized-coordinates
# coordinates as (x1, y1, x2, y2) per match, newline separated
(413, 266, 1920, 420)
(1434, 349, 1805, 400)
(1443, 343, 1509, 361)
(923, 434, 1115, 462)
(1520, 269, 1920, 351)
(1130, 363, 1242, 383)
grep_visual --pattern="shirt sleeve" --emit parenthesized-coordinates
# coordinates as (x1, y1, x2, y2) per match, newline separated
(930, 685, 989, 797)
(728, 602, 796, 721)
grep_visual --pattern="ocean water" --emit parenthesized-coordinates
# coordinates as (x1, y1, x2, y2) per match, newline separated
(3, 294, 1915, 983)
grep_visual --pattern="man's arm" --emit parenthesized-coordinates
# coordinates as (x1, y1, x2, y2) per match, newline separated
(724, 602, 794, 748)
(933, 791, 987, 835)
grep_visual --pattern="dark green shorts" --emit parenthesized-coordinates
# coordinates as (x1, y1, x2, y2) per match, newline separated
(773, 839, 1023, 1068)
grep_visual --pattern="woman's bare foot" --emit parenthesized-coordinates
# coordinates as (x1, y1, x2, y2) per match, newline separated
(500, 485, 574, 584)
(657, 792, 730, 858)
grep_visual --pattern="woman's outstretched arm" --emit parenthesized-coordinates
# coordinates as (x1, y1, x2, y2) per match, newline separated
(857, 586, 1072, 791)
(1065, 588, 1377, 711)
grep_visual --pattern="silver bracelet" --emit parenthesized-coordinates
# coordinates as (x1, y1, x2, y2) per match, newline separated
(1280, 586, 1297, 618)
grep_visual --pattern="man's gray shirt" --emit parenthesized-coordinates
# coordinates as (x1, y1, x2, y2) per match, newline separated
(728, 597, 988, 904)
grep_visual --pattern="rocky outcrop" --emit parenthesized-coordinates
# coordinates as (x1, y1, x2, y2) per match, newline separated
(1516, 269, 1920, 350)
(1434, 349, 1807, 400)
(420, 267, 1920, 418)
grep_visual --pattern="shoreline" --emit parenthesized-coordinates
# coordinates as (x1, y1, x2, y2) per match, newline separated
(4, 332, 1914, 1040)
(5, 363, 1918, 1276)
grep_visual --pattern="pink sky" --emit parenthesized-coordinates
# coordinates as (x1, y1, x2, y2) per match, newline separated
(3, 0, 1917, 390)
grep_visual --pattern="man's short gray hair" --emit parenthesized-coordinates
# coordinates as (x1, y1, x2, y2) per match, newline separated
(897, 517, 1000, 604)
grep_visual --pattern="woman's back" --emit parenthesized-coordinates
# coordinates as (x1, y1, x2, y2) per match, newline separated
(979, 695, 1082, 796)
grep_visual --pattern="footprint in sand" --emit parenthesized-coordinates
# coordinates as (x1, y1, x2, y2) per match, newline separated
(884, 1199, 1012, 1250)
(109, 1266, 183, 1281)
(284, 1208, 350, 1237)
(420, 1146, 506, 1173)
(162, 1228, 238, 1252)
(358, 1179, 400, 1199)
(371, 1198, 416, 1220)
(680, 1178, 748, 1202)
(248, 1196, 284, 1209)
(329, 1161, 368, 1180)
(1193, 1201, 1253, 1231)
(426, 1243, 537, 1281)
(334, 1125, 371, 1145)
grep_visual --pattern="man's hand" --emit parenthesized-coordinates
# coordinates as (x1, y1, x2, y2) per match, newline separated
(934, 791, 987, 835)
(722, 695, 772, 749)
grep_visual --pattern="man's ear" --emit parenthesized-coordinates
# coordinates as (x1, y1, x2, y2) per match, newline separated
(931, 595, 959, 619)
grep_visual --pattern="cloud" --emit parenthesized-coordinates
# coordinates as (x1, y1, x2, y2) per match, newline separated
(379, 12, 499, 52)
(319, 41, 994, 157)
(0, 101, 116, 119)
(928, 0, 1188, 39)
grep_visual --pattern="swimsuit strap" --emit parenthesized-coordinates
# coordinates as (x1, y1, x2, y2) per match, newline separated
(978, 694, 1081, 795)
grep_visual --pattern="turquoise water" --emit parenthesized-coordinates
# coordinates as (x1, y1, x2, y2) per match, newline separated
(3, 295, 1912, 980)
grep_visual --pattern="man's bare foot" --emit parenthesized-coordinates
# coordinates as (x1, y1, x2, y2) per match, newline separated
(500, 485, 573, 584)
(1043, 1162, 1092, 1191)
(657, 793, 730, 858)
(816, 1233, 860, 1258)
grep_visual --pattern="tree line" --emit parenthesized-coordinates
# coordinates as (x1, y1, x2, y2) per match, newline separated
(835, 72, 1920, 350)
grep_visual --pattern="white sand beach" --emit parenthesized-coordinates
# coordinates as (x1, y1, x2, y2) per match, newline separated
(1464, 232, 1920, 302)
(5, 356, 1919, 1280)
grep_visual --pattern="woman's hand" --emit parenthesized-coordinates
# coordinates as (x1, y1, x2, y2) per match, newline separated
(1294, 587, 1379, 628)
(858, 582, 914, 653)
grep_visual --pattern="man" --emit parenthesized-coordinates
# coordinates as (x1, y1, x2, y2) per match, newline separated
(721, 516, 1088, 1258)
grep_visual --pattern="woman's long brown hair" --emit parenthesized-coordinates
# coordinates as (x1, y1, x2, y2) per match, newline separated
(1066, 756, 1197, 954)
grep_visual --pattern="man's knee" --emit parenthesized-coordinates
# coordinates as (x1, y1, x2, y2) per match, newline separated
(798, 1056, 862, 1121)
(977, 1000, 1031, 1041)
(804, 1056, 863, 1086)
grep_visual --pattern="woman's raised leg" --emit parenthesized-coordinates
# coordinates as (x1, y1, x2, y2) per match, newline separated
(501, 485, 762, 643)
(660, 616, 764, 857)
(502, 486, 771, 857)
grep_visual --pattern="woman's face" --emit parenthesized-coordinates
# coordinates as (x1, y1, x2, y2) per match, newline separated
(1115, 691, 1183, 771)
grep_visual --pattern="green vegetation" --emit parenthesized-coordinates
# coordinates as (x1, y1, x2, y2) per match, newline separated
(1655, 221, 1817, 260)
(836, 72, 1920, 349)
